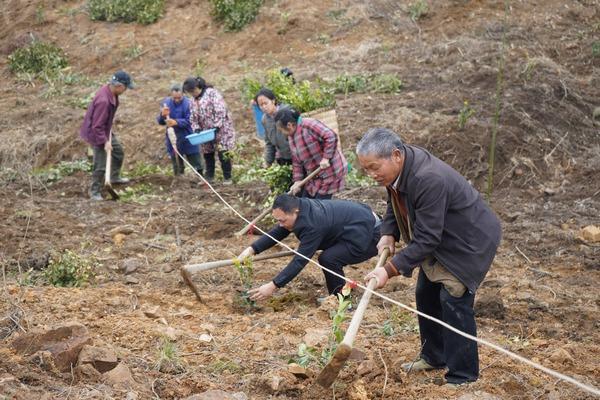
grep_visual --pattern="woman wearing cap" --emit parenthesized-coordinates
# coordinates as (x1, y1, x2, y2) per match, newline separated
(183, 76, 236, 185)
(254, 88, 292, 168)
(274, 107, 347, 200)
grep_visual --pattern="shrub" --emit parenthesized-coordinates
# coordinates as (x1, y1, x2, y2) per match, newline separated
(87, 0, 164, 24)
(44, 250, 96, 287)
(210, 0, 263, 32)
(241, 69, 336, 113)
(8, 40, 68, 76)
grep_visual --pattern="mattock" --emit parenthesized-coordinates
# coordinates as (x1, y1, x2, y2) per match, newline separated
(104, 130, 120, 200)
(316, 248, 390, 388)
(180, 250, 295, 302)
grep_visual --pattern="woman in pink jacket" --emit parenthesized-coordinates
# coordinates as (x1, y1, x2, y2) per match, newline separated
(183, 77, 236, 184)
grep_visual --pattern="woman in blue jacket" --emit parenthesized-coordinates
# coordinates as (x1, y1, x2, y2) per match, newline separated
(157, 84, 203, 175)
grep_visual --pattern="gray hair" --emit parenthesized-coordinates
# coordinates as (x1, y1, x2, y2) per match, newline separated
(356, 128, 404, 159)
(170, 83, 182, 92)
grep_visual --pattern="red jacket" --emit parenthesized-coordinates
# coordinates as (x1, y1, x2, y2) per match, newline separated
(80, 85, 118, 146)
(289, 117, 347, 196)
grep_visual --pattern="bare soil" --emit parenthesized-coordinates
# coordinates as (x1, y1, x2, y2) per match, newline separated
(1, 0, 599, 399)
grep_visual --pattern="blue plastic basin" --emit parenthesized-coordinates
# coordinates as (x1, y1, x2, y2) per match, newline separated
(187, 128, 216, 145)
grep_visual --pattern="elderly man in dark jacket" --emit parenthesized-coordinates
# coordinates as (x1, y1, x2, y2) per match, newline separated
(80, 71, 134, 200)
(357, 128, 501, 386)
(238, 194, 381, 301)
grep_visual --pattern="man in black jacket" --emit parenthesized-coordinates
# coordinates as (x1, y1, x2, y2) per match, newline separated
(356, 128, 501, 386)
(237, 194, 381, 301)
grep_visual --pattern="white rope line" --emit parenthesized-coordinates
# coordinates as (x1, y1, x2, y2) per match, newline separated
(173, 150, 600, 397)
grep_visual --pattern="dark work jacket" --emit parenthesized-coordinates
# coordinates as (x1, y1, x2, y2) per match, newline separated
(79, 85, 118, 147)
(252, 198, 377, 288)
(381, 144, 502, 293)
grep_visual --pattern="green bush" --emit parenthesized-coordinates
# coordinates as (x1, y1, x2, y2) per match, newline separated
(241, 69, 336, 113)
(210, 0, 263, 32)
(87, 0, 164, 24)
(44, 250, 96, 287)
(8, 40, 68, 76)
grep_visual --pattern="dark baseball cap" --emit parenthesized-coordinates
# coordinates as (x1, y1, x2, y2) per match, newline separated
(111, 70, 135, 89)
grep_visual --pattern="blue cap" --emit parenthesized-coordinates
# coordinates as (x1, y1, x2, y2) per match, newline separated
(111, 70, 135, 89)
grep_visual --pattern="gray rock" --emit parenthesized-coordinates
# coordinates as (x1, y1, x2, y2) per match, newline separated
(77, 345, 118, 373)
(121, 258, 141, 275)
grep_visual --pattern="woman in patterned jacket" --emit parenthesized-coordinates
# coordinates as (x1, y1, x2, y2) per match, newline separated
(183, 77, 236, 184)
(274, 107, 347, 200)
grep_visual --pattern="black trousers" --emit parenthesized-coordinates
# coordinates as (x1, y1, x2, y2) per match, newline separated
(317, 226, 380, 295)
(172, 153, 203, 176)
(416, 268, 479, 384)
(204, 150, 232, 180)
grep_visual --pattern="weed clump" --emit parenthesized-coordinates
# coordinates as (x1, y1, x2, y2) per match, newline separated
(155, 336, 185, 374)
(44, 250, 97, 287)
(331, 73, 402, 95)
(8, 40, 68, 76)
(32, 159, 91, 183)
(87, 0, 164, 24)
(210, 0, 263, 32)
(408, 0, 428, 22)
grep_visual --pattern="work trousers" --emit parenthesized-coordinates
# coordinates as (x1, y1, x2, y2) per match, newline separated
(172, 153, 203, 176)
(416, 267, 479, 384)
(91, 134, 124, 196)
(204, 150, 232, 181)
(317, 226, 380, 295)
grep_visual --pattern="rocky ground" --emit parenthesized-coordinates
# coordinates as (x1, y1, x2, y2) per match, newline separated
(1, 0, 599, 399)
